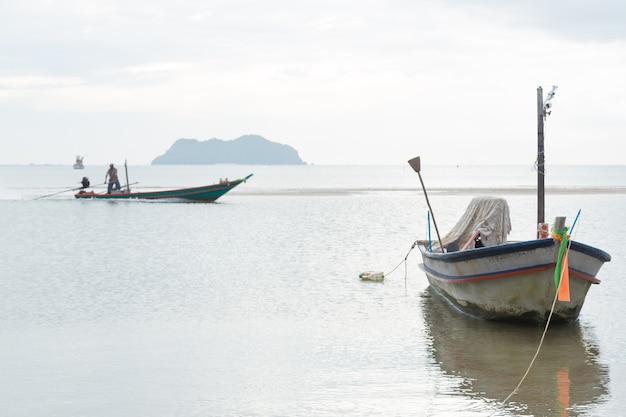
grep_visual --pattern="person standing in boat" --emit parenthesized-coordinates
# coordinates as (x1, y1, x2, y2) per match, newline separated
(105, 163, 121, 193)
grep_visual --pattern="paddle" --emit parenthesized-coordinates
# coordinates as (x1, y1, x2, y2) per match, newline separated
(407, 156, 444, 252)
(124, 159, 131, 192)
(34, 182, 105, 200)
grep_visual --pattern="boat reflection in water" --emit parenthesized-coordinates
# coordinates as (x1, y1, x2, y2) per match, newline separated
(421, 287, 609, 416)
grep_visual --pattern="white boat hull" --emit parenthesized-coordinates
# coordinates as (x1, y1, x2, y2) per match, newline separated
(419, 238, 610, 323)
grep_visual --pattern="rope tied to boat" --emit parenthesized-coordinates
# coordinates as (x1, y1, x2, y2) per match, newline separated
(381, 240, 420, 294)
(385, 240, 419, 276)
(498, 216, 580, 414)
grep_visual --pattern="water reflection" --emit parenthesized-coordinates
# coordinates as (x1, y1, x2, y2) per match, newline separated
(421, 287, 609, 416)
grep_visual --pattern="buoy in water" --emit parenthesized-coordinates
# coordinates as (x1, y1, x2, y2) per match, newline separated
(359, 271, 384, 282)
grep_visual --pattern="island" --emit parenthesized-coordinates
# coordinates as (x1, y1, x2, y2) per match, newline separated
(151, 135, 306, 165)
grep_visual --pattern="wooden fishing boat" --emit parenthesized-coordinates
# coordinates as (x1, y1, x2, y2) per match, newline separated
(417, 217, 610, 322)
(75, 174, 253, 202)
(409, 86, 611, 323)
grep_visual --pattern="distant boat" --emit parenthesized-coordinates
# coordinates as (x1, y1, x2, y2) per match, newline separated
(75, 173, 253, 202)
(73, 155, 84, 169)
(409, 86, 611, 323)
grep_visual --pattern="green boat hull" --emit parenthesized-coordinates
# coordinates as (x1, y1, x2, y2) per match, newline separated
(75, 174, 252, 202)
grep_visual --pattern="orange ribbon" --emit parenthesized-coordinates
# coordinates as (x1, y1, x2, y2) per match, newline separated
(551, 228, 571, 302)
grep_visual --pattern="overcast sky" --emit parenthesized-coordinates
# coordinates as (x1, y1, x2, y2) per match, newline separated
(1, 0, 625, 166)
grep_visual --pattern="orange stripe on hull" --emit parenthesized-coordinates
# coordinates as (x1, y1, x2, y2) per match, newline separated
(421, 263, 601, 284)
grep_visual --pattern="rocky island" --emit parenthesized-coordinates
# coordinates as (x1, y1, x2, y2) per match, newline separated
(152, 135, 306, 165)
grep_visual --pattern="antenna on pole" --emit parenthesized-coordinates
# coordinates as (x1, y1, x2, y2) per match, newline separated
(543, 85, 558, 118)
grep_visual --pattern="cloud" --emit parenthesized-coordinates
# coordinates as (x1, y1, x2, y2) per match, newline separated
(0, 75, 83, 89)
(440, 0, 626, 42)
(1, 0, 625, 165)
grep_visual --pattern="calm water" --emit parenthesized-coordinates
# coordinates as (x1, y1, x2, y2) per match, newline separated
(1, 164, 625, 417)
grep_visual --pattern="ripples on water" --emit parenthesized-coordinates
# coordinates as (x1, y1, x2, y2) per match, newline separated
(1, 165, 624, 416)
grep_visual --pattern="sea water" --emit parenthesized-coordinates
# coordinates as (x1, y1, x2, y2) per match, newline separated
(1, 164, 625, 417)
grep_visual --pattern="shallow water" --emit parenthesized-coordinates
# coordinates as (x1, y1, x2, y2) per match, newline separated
(1, 164, 625, 416)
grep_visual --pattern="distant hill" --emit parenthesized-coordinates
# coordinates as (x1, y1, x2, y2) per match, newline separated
(151, 135, 306, 165)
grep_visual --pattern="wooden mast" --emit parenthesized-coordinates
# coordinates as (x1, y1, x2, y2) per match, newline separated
(537, 86, 545, 236)
(536, 85, 557, 238)
(124, 159, 131, 192)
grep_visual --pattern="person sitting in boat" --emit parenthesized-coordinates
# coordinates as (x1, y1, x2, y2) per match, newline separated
(105, 163, 121, 193)
(80, 176, 90, 188)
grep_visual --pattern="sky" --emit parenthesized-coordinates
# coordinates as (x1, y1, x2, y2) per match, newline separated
(1, 0, 625, 166)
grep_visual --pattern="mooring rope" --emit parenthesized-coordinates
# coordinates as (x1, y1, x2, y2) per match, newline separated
(497, 223, 577, 413)
(385, 240, 419, 276)
(383, 240, 419, 294)
(499, 269, 562, 407)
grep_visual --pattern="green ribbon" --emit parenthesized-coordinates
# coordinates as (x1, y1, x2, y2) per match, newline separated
(553, 226, 569, 288)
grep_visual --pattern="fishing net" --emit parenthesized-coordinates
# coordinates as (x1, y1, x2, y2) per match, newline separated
(424, 196, 512, 252)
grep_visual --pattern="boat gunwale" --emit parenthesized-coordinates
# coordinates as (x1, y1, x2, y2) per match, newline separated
(419, 238, 611, 263)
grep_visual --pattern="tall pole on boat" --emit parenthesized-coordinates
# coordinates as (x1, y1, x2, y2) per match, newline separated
(124, 159, 131, 192)
(408, 156, 444, 252)
(537, 86, 545, 233)
(536, 85, 557, 238)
